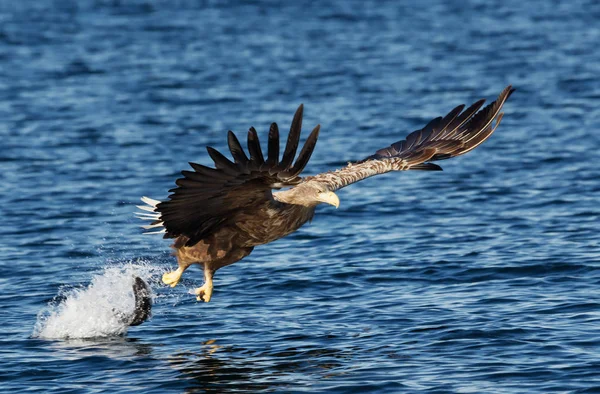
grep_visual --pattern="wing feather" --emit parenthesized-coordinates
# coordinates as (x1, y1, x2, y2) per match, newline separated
(437, 99, 486, 140)
(266, 123, 280, 168)
(305, 86, 514, 192)
(286, 124, 320, 178)
(188, 162, 231, 180)
(278, 104, 303, 170)
(147, 105, 320, 246)
(207, 146, 239, 175)
(227, 130, 250, 172)
(433, 104, 465, 138)
(247, 127, 265, 170)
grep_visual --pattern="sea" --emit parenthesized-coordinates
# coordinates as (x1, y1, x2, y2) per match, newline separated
(0, 0, 599, 392)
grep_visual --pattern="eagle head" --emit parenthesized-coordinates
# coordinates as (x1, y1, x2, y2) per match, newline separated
(314, 189, 340, 208)
(276, 182, 340, 208)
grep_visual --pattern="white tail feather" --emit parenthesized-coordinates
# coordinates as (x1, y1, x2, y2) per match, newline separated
(136, 196, 165, 235)
(135, 212, 160, 220)
(142, 222, 164, 229)
(136, 216, 159, 222)
(144, 229, 166, 235)
(136, 205, 157, 213)
(141, 196, 160, 207)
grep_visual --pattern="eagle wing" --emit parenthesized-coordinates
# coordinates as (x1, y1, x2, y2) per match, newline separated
(140, 105, 320, 246)
(304, 85, 514, 192)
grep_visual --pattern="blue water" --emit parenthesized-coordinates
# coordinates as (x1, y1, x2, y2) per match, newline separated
(1, 0, 599, 392)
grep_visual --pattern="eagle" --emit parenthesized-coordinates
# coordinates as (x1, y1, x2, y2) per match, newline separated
(136, 86, 514, 302)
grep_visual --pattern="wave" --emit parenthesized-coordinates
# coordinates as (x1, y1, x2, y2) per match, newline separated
(33, 262, 162, 339)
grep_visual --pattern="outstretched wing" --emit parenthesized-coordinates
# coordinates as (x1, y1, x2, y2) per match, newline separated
(139, 105, 320, 246)
(305, 85, 514, 191)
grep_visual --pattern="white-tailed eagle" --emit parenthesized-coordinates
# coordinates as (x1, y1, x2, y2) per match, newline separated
(137, 86, 514, 302)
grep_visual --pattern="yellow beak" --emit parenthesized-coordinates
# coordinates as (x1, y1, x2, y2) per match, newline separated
(317, 191, 340, 208)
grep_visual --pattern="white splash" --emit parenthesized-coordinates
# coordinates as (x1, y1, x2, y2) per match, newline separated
(33, 262, 160, 340)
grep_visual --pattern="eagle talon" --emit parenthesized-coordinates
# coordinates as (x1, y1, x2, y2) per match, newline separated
(194, 283, 213, 302)
(162, 268, 183, 288)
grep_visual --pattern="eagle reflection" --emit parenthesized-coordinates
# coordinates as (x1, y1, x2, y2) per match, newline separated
(167, 339, 347, 392)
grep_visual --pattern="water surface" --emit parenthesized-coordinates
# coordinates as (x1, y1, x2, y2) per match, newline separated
(1, 0, 599, 392)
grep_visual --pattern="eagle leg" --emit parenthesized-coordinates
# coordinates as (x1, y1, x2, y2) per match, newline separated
(194, 268, 214, 302)
(162, 267, 185, 288)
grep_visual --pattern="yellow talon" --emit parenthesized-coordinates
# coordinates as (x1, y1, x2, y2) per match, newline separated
(194, 282, 213, 302)
(162, 268, 183, 288)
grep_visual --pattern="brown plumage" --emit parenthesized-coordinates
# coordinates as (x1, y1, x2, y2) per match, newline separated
(136, 86, 514, 302)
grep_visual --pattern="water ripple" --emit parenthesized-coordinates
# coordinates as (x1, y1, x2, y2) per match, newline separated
(1, 0, 599, 392)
